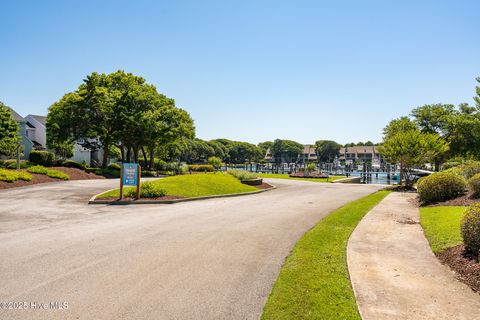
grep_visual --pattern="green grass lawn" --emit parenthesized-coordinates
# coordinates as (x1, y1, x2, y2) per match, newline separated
(257, 173, 346, 183)
(97, 173, 259, 199)
(261, 190, 390, 320)
(420, 206, 467, 253)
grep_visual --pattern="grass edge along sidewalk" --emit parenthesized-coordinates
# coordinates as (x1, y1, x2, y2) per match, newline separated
(261, 190, 391, 320)
(420, 206, 467, 253)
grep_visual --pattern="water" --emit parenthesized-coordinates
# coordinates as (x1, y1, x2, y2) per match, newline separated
(348, 171, 399, 185)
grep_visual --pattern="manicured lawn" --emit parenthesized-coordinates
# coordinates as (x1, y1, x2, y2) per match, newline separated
(420, 206, 467, 253)
(97, 173, 258, 199)
(258, 173, 346, 183)
(261, 190, 390, 320)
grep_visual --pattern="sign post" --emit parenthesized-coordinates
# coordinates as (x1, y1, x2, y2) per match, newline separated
(120, 163, 141, 200)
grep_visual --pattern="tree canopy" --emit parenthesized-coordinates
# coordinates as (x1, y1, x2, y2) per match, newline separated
(271, 139, 303, 163)
(315, 140, 341, 162)
(47, 70, 194, 167)
(0, 101, 20, 157)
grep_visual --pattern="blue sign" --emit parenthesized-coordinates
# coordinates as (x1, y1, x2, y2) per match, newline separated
(122, 163, 139, 186)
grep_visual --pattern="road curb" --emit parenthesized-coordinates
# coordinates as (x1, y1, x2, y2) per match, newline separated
(88, 185, 277, 205)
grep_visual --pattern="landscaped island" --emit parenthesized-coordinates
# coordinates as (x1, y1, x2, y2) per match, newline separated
(93, 172, 273, 203)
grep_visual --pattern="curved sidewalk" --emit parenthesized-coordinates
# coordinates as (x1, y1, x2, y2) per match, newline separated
(348, 192, 480, 320)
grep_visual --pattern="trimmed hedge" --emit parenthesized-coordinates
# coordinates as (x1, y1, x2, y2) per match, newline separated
(468, 173, 480, 198)
(461, 205, 480, 256)
(29, 151, 55, 166)
(188, 164, 214, 172)
(62, 160, 85, 169)
(417, 172, 466, 204)
(5, 160, 30, 169)
(107, 163, 121, 170)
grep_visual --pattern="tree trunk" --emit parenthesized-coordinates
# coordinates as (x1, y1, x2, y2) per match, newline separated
(133, 147, 139, 164)
(141, 146, 148, 169)
(101, 142, 109, 168)
(149, 146, 155, 170)
(126, 147, 131, 163)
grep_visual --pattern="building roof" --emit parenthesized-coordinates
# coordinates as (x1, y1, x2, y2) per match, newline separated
(7, 107, 25, 122)
(303, 144, 316, 154)
(339, 146, 379, 154)
(28, 115, 47, 126)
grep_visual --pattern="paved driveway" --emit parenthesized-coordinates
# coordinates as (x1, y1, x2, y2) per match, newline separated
(0, 178, 380, 320)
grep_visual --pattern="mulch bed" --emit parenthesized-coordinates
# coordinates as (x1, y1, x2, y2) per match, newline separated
(0, 167, 104, 190)
(437, 245, 480, 293)
(255, 182, 273, 189)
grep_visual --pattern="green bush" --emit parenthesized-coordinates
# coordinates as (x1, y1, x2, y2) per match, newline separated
(188, 164, 214, 172)
(458, 161, 480, 180)
(27, 165, 70, 180)
(227, 169, 258, 181)
(62, 160, 85, 169)
(125, 181, 167, 198)
(107, 163, 121, 170)
(417, 172, 466, 204)
(6, 160, 30, 169)
(85, 168, 98, 173)
(29, 151, 55, 166)
(461, 204, 480, 256)
(208, 156, 223, 170)
(0, 168, 32, 182)
(468, 173, 480, 198)
(141, 170, 157, 177)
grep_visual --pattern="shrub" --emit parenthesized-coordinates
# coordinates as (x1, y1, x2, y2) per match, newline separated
(208, 156, 223, 170)
(188, 164, 214, 172)
(6, 160, 30, 169)
(458, 161, 480, 180)
(62, 160, 85, 169)
(417, 172, 466, 204)
(141, 170, 157, 177)
(27, 165, 70, 180)
(227, 169, 258, 181)
(468, 173, 480, 198)
(85, 168, 98, 174)
(125, 181, 167, 198)
(461, 205, 480, 256)
(0, 168, 32, 182)
(107, 163, 121, 170)
(29, 151, 55, 166)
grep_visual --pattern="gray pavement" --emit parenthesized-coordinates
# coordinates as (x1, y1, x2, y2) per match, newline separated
(348, 192, 480, 320)
(0, 178, 380, 320)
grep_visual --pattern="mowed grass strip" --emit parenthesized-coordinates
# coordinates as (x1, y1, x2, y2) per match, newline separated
(420, 206, 467, 253)
(97, 173, 258, 199)
(261, 190, 390, 320)
(257, 173, 346, 183)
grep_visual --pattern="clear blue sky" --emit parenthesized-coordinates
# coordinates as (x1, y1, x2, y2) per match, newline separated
(1, 0, 479, 144)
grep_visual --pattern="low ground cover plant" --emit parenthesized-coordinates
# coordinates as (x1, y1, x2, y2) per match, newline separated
(29, 150, 55, 166)
(461, 205, 480, 257)
(417, 172, 466, 203)
(27, 165, 70, 180)
(228, 169, 258, 181)
(0, 168, 32, 182)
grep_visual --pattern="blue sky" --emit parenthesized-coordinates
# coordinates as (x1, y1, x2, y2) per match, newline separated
(1, 0, 479, 144)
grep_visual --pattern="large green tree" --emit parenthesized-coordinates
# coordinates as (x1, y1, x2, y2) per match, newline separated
(315, 140, 341, 162)
(0, 102, 20, 157)
(47, 70, 194, 167)
(379, 129, 449, 187)
(271, 139, 303, 163)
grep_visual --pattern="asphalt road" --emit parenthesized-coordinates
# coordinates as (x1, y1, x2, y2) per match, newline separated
(0, 178, 380, 320)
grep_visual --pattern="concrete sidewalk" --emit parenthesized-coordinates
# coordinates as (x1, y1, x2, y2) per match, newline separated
(348, 192, 480, 320)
